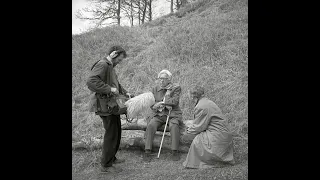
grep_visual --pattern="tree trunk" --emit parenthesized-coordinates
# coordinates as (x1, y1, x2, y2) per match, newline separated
(117, 0, 121, 25)
(121, 118, 190, 133)
(138, 0, 141, 25)
(72, 131, 191, 152)
(148, 0, 152, 21)
(72, 131, 247, 155)
(73, 120, 247, 155)
(180, 0, 188, 8)
(141, 0, 147, 24)
(176, 0, 180, 10)
(170, 0, 173, 13)
(130, 0, 134, 26)
(120, 133, 191, 153)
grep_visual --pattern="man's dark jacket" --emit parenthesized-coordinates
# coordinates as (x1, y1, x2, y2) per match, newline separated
(86, 58, 127, 116)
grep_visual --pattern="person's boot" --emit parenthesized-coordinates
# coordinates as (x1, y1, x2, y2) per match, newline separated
(171, 150, 180, 161)
(142, 149, 152, 162)
(227, 159, 236, 165)
(100, 166, 123, 173)
(113, 158, 125, 164)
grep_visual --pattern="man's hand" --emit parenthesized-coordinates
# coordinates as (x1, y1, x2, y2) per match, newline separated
(152, 102, 164, 109)
(111, 87, 119, 95)
(165, 90, 171, 96)
(126, 93, 134, 98)
(166, 105, 172, 111)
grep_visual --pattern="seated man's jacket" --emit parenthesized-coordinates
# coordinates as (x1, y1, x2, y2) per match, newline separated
(151, 83, 183, 118)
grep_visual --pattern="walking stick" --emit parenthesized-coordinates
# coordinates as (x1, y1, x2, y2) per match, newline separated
(157, 108, 172, 159)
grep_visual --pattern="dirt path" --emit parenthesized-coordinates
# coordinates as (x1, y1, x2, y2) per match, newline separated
(72, 148, 248, 180)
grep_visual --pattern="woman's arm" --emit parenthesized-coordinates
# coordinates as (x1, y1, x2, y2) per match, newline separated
(187, 108, 211, 135)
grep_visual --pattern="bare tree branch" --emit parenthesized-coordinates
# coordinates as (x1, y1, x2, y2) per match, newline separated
(75, 0, 156, 27)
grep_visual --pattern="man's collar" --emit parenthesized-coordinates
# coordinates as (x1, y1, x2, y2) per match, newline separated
(157, 83, 174, 91)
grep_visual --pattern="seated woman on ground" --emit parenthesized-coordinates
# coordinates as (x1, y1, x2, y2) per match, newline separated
(181, 85, 235, 169)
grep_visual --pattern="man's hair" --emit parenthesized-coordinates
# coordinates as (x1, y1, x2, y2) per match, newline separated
(107, 45, 127, 58)
(189, 85, 205, 99)
(158, 69, 172, 80)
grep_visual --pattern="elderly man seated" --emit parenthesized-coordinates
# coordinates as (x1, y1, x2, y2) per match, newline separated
(143, 69, 183, 162)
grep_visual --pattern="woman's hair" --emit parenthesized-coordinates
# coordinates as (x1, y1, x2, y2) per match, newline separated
(107, 45, 127, 58)
(189, 85, 205, 99)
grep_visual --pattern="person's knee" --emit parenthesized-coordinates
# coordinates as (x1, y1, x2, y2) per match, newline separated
(169, 122, 179, 132)
(181, 134, 195, 144)
(180, 135, 187, 143)
(146, 120, 158, 132)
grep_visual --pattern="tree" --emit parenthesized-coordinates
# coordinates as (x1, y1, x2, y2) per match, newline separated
(137, 0, 141, 25)
(121, 0, 153, 25)
(116, 0, 121, 25)
(133, 0, 149, 24)
(166, 0, 188, 12)
(141, 0, 148, 24)
(75, 0, 155, 27)
(148, 0, 152, 21)
(75, 0, 122, 27)
(122, 0, 137, 26)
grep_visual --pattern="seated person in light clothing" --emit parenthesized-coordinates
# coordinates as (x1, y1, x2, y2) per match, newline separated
(182, 85, 235, 169)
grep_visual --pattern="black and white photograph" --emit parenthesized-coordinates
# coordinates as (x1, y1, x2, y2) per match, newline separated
(72, 0, 248, 179)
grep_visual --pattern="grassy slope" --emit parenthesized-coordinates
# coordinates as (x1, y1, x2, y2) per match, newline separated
(72, 0, 248, 179)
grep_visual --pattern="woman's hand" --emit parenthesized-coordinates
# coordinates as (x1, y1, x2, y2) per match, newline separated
(185, 120, 194, 133)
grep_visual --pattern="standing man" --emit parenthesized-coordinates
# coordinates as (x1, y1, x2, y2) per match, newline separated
(86, 45, 132, 173)
(143, 69, 183, 162)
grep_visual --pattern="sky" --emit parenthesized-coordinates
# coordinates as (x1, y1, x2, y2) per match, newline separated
(72, 0, 92, 34)
(72, 0, 170, 35)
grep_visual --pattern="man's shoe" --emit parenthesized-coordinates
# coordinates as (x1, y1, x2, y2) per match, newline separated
(227, 159, 236, 165)
(113, 158, 125, 164)
(100, 166, 122, 173)
(142, 150, 152, 162)
(171, 150, 180, 161)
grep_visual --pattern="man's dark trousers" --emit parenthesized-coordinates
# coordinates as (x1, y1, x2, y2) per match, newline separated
(100, 114, 121, 167)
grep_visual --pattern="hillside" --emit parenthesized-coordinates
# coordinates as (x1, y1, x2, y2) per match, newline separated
(72, 0, 248, 142)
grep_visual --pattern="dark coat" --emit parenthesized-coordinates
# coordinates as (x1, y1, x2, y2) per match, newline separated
(86, 58, 127, 116)
(151, 84, 183, 118)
